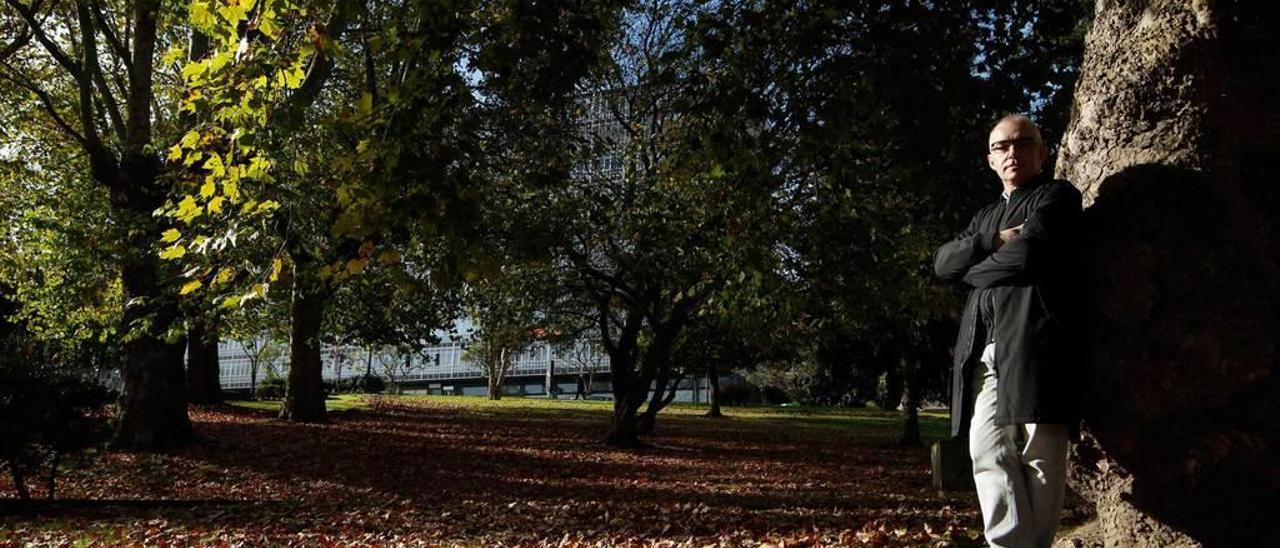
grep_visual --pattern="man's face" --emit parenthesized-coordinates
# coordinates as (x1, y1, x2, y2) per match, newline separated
(987, 119, 1047, 187)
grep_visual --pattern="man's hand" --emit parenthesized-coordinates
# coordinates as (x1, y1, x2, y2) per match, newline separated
(993, 223, 1024, 251)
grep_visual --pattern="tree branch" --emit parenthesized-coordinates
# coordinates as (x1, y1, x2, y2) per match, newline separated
(4, 0, 84, 80)
(90, 0, 131, 69)
(274, 0, 356, 126)
(0, 63, 88, 147)
(123, 0, 158, 154)
(76, 0, 125, 144)
(0, 27, 32, 61)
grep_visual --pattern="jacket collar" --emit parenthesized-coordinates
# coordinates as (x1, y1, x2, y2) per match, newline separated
(1002, 172, 1050, 203)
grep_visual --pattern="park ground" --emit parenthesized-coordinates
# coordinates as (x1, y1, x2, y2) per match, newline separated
(0, 397, 1090, 546)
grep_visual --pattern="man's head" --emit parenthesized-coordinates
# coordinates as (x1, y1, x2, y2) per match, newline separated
(987, 114, 1047, 188)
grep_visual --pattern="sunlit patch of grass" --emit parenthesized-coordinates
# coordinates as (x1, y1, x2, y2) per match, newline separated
(360, 394, 952, 442)
(224, 393, 369, 413)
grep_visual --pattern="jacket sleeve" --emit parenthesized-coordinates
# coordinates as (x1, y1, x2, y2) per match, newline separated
(934, 208, 996, 281)
(962, 182, 1082, 288)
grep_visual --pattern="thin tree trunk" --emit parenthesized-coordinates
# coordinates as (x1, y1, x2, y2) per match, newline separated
(704, 364, 723, 418)
(280, 269, 327, 423)
(249, 358, 259, 400)
(10, 463, 29, 501)
(880, 363, 904, 411)
(186, 321, 222, 404)
(898, 359, 923, 447)
(488, 347, 506, 400)
(636, 366, 670, 436)
(45, 451, 59, 500)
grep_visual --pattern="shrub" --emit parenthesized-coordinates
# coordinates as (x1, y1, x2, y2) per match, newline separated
(354, 374, 385, 394)
(255, 375, 287, 400)
(718, 382, 756, 406)
(0, 361, 112, 501)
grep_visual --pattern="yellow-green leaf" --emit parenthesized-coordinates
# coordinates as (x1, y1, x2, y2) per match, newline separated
(207, 196, 225, 214)
(258, 9, 281, 40)
(217, 3, 247, 25)
(167, 145, 184, 162)
(179, 279, 203, 295)
(176, 195, 203, 223)
(180, 130, 200, 149)
(280, 64, 305, 89)
(270, 258, 283, 282)
(224, 180, 240, 202)
(200, 180, 217, 198)
(256, 200, 280, 214)
(213, 267, 235, 285)
(202, 154, 226, 177)
(181, 60, 207, 80)
(189, 1, 216, 30)
(160, 245, 187, 260)
(161, 46, 186, 67)
(161, 229, 182, 243)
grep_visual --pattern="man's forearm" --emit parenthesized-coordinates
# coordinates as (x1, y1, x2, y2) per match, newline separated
(934, 229, 997, 280)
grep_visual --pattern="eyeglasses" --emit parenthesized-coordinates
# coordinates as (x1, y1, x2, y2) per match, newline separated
(988, 137, 1042, 154)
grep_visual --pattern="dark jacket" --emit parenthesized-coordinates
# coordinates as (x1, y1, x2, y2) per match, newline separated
(934, 176, 1085, 438)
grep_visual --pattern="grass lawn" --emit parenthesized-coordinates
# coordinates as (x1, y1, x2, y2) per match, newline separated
(0, 395, 999, 546)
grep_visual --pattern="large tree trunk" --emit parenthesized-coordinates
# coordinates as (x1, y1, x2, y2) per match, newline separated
(1056, 2, 1280, 545)
(605, 377, 647, 448)
(604, 343, 650, 447)
(280, 269, 328, 423)
(111, 190, 193, 449)
(185, 320, 222, 404)
(106, 0, 193, 449)
(600, 300, 646, 447)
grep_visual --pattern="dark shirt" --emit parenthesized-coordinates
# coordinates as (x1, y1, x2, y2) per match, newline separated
(978, 191, 1010, 344)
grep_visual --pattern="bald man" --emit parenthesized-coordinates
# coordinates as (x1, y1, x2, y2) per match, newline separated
(934, 115, 1085, 547)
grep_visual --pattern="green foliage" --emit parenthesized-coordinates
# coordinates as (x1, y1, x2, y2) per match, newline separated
(0, 142, 121, 360)
(1, 297, 113, 501)
(352, 374, 385, 395)
(255, 374, 287, 400)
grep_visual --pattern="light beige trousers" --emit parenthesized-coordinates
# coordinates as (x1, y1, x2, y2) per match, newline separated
(969, 343, 1069, 548)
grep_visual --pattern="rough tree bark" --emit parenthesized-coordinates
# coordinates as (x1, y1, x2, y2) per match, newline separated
(1056, 1, 1280, 545)
(112, 197, 193, 449)
(280, 261, 328, 423)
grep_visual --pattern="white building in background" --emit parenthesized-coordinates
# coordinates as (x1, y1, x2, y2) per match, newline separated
(216, 328, 612, 397)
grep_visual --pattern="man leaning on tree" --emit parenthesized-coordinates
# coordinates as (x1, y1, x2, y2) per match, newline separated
(934, 114, 1085, 547)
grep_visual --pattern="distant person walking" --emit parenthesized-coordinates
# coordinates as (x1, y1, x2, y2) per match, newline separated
(933, 115, 1085, 547)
